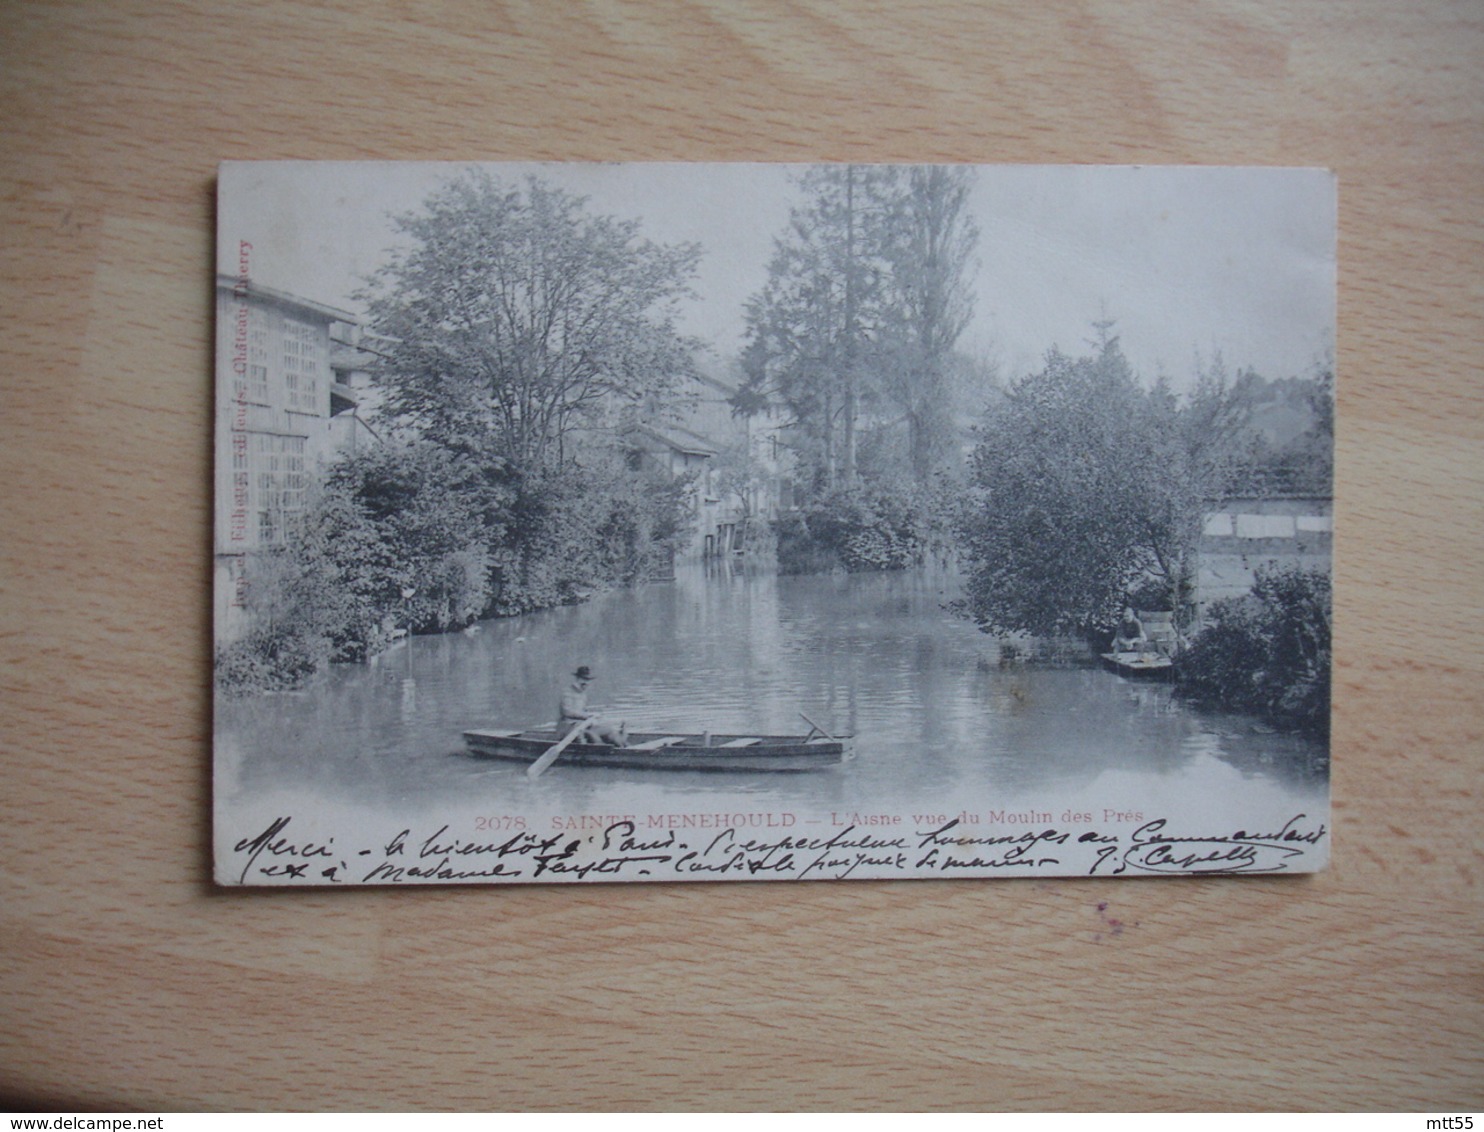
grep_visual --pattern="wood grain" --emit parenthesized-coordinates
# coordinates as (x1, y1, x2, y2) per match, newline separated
(2, 0, 1480, 1112)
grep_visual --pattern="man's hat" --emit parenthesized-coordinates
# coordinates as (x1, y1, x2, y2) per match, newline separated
(574, 665, 594, 681)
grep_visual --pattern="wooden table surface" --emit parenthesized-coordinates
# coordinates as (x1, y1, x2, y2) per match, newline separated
(3, 0, 1480, 1112)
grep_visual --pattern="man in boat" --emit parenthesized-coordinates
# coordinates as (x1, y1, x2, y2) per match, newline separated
(558, 665, 627, 747)
(1112, 607, 1147, 654)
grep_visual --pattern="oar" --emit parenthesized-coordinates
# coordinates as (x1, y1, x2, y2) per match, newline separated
(798, 710, 834, 742)
(527, 722, 589, 780)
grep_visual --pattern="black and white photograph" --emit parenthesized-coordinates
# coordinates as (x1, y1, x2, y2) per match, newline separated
(213, 161, 1334, 885)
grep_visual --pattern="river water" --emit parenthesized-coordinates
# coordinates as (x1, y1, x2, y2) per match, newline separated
(216, 563, 1328, 851)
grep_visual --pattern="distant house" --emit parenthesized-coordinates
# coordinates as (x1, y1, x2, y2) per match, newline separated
(627, 368, 788, 560)
(214, 277, 379, 643)
(625, 422, 720, 558)
(1195, 495, 1333, 618)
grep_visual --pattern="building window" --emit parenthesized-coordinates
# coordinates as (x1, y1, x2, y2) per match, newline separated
(248, 364, 269, 405)
(249, 323, 271, 404)
(252, 433, 307, 546)
(283, 318, 324, 414)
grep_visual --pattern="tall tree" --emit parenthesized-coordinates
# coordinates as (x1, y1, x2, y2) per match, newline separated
(361, 171, 702, 466)
(738, 165, 897, 493)
(878, 166, 979, 480)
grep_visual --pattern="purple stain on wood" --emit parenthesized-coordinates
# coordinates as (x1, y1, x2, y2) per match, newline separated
(1092, 901, 1129, 940)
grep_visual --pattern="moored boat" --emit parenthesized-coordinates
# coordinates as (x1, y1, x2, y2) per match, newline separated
(462, 728, 851, 772)
(1100, 651, 1175, 679)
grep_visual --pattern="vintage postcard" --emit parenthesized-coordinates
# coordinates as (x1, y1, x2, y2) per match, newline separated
(214, 162, 1334, 885)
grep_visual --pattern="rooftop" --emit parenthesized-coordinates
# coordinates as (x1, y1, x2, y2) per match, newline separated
(216, 274, 359, 324)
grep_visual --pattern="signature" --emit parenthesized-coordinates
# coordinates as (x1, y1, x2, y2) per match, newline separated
(1098, 815, 1328, 875)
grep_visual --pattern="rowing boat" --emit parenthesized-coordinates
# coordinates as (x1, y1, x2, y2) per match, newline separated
(1099, 651, 1174, 679)
(462, 728, 850, 772)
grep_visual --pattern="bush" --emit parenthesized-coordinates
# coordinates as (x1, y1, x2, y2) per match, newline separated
(214, 623, 331, 694)
(775, 479, 955, 574)
(1177, 565, 1331, 736)
(217, 440, 700, 690)
(774, 510, 843, 575)
(488, 458, 686, 614)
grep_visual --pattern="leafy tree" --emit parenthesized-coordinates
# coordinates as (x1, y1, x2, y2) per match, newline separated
(1185, 352, 1334, 498)
(361, 170, 703, 465)
(1182, 351, 1264, 495)
(219, 165, 717, 687)
(1282, 361, 1335, 495)
(957, 337, 1199, 638)
(958, 331, 1335, 642)
(496, 468, 594, 611)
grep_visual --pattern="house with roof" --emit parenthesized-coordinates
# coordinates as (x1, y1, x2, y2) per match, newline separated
(625, 365, 789, 561)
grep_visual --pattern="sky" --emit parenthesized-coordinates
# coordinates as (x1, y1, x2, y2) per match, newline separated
(219, 161, 1336, 391)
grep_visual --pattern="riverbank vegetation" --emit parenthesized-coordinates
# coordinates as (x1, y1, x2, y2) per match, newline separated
(217, 171, 703, 693)
(954, 331, 1333, 731)
(215, 440, 697, 692)
(773, 477, 959, 574)
(1175, 565, 1332, 738)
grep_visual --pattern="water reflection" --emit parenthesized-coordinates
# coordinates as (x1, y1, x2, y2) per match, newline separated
(215, 564, 1327, 818)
